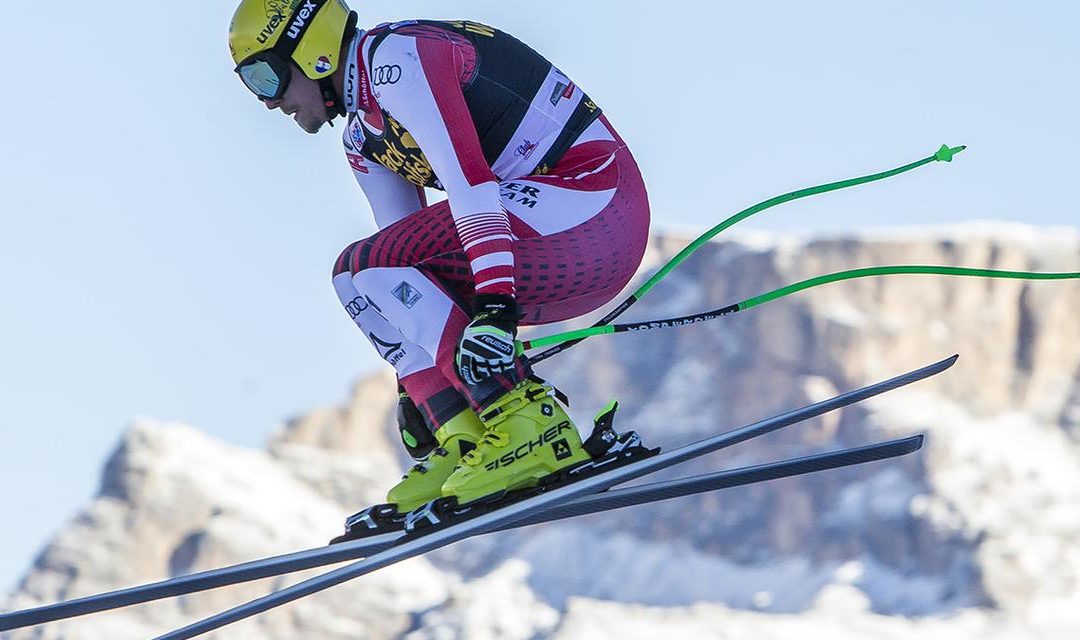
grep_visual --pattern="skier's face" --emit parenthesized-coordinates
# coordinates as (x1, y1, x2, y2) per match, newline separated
(262, 65, 329, 134)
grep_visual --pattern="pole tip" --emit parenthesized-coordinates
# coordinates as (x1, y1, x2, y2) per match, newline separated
(934, 144, 966, 163)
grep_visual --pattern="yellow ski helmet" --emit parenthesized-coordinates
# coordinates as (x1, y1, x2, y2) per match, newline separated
(229, 0, 356, 101)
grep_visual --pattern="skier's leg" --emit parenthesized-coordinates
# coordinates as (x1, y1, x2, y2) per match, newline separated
(334, 244, 490, 511)
(341, 201, 529, 413)
(332, 261, 467, 421)
(444, 115, 652, 503)
(331, 270, 435, 382)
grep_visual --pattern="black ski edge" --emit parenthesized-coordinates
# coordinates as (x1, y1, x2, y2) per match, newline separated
(0, 533, 401, 631)
(513, 434, 925, 527)
(580, 355, 952, 486)
(0, 356, 955, 633)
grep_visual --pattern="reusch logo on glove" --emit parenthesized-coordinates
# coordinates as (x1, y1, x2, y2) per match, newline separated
(476, 334, 514, 355)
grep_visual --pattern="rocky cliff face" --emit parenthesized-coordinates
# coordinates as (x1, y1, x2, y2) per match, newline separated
(3, 224, 1079, 639)
(507, 223, 1080, 614)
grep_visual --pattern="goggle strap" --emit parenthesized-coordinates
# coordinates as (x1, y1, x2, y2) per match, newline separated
(273, 0, 331, 60)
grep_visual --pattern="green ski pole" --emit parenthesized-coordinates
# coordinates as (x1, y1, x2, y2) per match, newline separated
(524, 144, 966, 362)
(520, 265, 1080, 350)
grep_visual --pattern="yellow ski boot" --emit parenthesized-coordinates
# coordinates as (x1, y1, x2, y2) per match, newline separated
(441, 379, 593, 506)
(331, 406, 485, 544)
(387, 408, 486, 512)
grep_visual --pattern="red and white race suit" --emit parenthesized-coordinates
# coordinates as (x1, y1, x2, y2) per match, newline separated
(331, 20, 650, 426)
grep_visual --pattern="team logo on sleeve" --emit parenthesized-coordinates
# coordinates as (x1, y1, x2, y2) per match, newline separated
(550, 81, 575, 107)
(393, 281, 423, 308)
(315, 56, 333, 74)
(514, 139, 539, 159)
(346, 153, 369, 173)
(347, 115, 366, 149)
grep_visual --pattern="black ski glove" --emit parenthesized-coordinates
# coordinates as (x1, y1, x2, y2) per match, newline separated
(456, 294, 520, 386)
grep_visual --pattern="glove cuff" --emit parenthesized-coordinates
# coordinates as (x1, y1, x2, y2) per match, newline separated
(472, 293, 519, 336)
(473, 293, 519, 318)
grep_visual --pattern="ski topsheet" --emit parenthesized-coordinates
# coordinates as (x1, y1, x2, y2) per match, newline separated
(0, 355, 956, 636)
(526, 434, 923, 525)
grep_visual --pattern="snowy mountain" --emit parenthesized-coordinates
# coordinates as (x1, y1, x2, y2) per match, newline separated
(3, 223, 1079, 639)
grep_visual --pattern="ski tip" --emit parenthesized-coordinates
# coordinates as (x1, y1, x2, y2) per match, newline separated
(915, 354, 959, 379)
(934, 144, 966, 162)
(922, 353, 960, 372)
(883, 434, 926, 458)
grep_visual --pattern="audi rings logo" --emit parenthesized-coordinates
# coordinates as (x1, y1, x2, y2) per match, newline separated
(345, 296, 370, 319)
(372, 65, 402, 86)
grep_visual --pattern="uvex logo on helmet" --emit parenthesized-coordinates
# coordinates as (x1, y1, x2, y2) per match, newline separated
(256, 11, 284, 44)
(287, 0, 320, 40)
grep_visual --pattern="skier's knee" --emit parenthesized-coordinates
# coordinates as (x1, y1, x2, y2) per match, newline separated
(335, 237, 382, 277)
(333, 240, 370, 277)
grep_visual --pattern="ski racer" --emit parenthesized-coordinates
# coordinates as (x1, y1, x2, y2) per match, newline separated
(227, 0, 650, 513)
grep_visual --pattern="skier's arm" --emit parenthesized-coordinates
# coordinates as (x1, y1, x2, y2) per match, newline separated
(371, 33, 515, 297)
(344, 143, 428, 229)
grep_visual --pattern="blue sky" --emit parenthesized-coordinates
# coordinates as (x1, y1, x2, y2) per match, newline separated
(1, 1, 1077, 592)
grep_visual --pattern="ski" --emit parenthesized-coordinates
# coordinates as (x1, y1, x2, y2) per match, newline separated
(518, 434, 924, 526)
(0, 355, 954, 634)
(336, 434, 925, 543)
(0, 440, 920, 635)
(150, 356, 955, 640)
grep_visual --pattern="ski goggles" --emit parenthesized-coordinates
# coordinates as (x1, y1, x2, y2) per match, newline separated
(235, 52, 293, 101)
